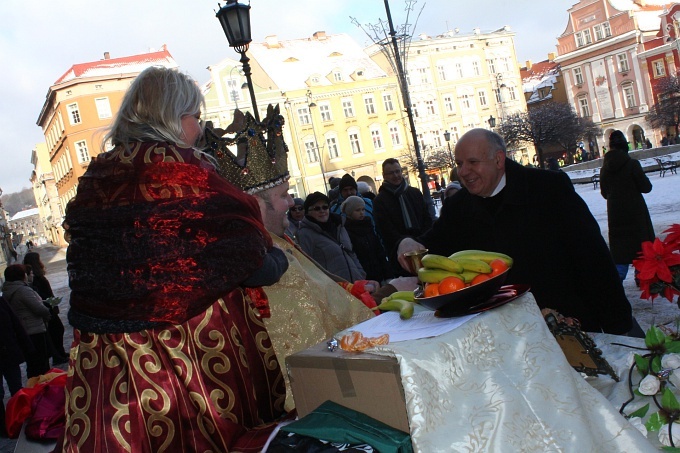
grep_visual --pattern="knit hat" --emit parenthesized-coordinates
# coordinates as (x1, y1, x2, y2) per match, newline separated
(292, 197, 304, 208)
(357, 181, 372, 196)
(609, 130, 628, 152)
(303, 192, 330, 213)
(341, 195, 365, 215)
(339, 173, 358, 192)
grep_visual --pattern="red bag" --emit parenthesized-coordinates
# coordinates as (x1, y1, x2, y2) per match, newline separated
(5, 369, 67, 439)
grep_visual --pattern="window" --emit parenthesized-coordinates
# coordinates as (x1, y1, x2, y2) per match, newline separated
(389, 122, 401, 146)
(226, 79, 242, 102)
(412, 103, 420, 118)
(602, 22, 611, 37)
(578, 96, 590, 117)
(437, 65, 447, 80)
(455, 62, 463, 78)
(653, 59, 666, 78)
(617, 54, 630, 73)
(349, 132, 362, 154)
(461, 94, 472, 111)
(75, 140, 90, 164)
(304, 138, 319, 163)
(623, 84, 636, 108)
(444, 95, 455, 113)
(487, 59, 496, 74)
(94, 97, 112, 119)
(573, 67, 584, 85)
(472, 60, 481, 76)
(478, 90, 488, 107)
(500, 58, 510, 72)
(425, 100, 436, 115)
(326, 135, 339, 159)
(333, 71, 343, 82)
(432, 131, 442, 147)
(297, 107, 310, 125)
(383, 93, 394, 111)
(319, 103, 332, 121)
(342, 99, 355, 118)
(67, 103, 81, 125)
(364, 96, 376, 115)
(507, 86, 517, 101)
(371, 127, 383, 150)
(594, 22, 612, 40)
(417, 68, 429, 84)
(575, 32, 585, 48)
(583, 29, 592, 45)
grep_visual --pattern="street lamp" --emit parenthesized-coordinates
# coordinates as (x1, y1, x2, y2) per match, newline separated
(216, 0, 260, 121)
(307, 91, 329, 193)
(443, 130, 454, 167)
(488, 115, 496, 128)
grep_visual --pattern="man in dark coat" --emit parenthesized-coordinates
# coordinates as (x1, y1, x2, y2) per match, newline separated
(600, 130, 654, 280)
(397, 129, 636, 335)
(374, 158, 433, 275)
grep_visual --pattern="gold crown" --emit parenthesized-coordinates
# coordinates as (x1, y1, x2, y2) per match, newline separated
(203, 104, 289, 194)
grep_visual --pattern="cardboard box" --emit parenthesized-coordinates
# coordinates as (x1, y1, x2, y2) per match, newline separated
(285, 341, 410, 433)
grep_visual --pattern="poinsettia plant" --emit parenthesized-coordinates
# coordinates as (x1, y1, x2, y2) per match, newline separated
(633, 224, 680, 305)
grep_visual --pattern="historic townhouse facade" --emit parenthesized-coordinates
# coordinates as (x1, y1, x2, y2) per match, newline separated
(29, 143, 63, 246)
(205, 32, 409, 196)
(367, 26, 534, 165)
(554, 0, 666, 149)
(35, 47, 178, 226)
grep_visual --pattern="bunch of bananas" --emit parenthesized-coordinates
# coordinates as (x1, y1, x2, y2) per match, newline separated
(376, 291, 416, 320)
(417, 250, 513, 285)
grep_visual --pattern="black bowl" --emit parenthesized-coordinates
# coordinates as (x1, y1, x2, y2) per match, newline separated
(415, 268, 510, 311)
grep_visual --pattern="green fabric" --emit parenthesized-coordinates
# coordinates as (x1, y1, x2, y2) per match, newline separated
(281, 400, 413, 453)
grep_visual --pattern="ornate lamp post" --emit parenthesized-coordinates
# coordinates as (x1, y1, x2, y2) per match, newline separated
(488, 115, 496, 129)
(216, 0, 260, 121)
(443, 130, 454, 168)
(307, 91, 329, 193)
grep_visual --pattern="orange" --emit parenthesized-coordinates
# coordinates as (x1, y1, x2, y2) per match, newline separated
(471, 274, 491, 285)
(424, 282, 440, 297)
(489, 259, 509, 277)
(438, 276, 466, 294)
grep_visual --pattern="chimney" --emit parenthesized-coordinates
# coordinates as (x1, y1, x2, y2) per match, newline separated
(525, 60, 532, 70)
(313, 31, 327, 40)
(104, 52, 110, 60)
(264, 35, 281, 48)
(548, 52, 556, 62)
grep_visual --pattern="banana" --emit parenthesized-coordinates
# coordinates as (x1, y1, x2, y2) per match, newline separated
(449, 250, 513, 267)
(421, 254, 464, 273)
(450, 258, 492, 274)
(459, 270, 481, 283)
(376, 298, 415, 320)
(383, 290, 416, 303)
(418, 268, 463, 283)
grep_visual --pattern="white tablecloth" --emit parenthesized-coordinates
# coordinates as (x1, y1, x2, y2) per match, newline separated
(367, 292, 656, 452)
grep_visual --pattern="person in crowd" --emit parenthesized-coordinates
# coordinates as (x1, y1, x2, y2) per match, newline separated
(600, 130, 654, 281)
(284, 197, 305, 243)
(2, 264, 51, 378)
(56, 67, 290, 452)
(204, 111, 380, 411)
(327, 176, 341, 203)
(547, 157, 562, 171)
(342, 195, 392, 283)
(374, 158, 433, 276)
(330, 174, 375, 224)
(645, 138, 653, 149)
(297, 192, 366, 282)
(0, 294, 34, 437)
(397, 128, 639, 335)
(357, 181, 375, 200)
(23, 251, 69, 365)
(14, 242, 27, 263)
(444, 181, 462, 199)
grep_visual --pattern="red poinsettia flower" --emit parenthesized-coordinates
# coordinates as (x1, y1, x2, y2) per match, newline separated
(663, 224, 680, 249)
(633, 238, 680, 283)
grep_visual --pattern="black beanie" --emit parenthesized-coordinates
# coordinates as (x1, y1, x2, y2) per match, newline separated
(339, 173, 357, 191)
(304, 192, 330, 213)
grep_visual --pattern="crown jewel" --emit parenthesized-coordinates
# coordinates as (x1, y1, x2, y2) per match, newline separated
(203, 104, 289, 194)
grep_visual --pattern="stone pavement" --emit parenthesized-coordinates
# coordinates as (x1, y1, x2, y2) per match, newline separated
(1, 244, 70, 453)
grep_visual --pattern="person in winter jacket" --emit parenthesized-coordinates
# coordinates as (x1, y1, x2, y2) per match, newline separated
(284, 197, 305, 243)
(600, 130, 654, 281)
(23, 251, 69, 365)
(2, 264, 51, 378)
(342, 196, 392, 283)
(297, 192, 366, 282)
(330, 174, 375, 226)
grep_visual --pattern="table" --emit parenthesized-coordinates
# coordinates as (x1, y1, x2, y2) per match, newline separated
(363, 292, 656, 452)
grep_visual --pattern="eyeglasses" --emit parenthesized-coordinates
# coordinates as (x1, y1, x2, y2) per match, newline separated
(309, 205, 329, 212)
(289, 206, 304, 212)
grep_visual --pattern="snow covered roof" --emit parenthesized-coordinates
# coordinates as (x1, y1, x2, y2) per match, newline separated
(247, 32, 387, 92)
(521, 60, 561, 104)
(53, 46, 178, 85)
(10, 208, 39, 221)
(608, 0, 668, 31)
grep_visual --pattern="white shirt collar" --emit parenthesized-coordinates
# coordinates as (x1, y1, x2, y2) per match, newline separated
(487, 173, 506, 198)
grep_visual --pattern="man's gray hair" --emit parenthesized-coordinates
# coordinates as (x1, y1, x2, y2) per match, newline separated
(482, 129, 507, 158)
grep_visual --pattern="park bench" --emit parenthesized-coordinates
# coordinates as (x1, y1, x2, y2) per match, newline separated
(591, 173, 600, 190)
(654, 156, 678, 178)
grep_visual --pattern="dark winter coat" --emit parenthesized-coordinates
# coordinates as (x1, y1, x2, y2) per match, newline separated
(417, 159, 633, 334)
(0, 296, 33, 366)
(344, 217, 392, 282)
(373, 183, 433, 265)
(600, 149, 654, 264)
(1, 281, 51, 335)
(297, 214, 366, 282)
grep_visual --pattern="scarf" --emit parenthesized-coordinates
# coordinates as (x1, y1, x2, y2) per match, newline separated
(381, 180, 421, 231)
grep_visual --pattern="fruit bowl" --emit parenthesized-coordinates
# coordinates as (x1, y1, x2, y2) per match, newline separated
(415, 268, 510, 312)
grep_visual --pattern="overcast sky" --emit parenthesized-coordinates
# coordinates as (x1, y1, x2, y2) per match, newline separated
(0, 0, 575, 194)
